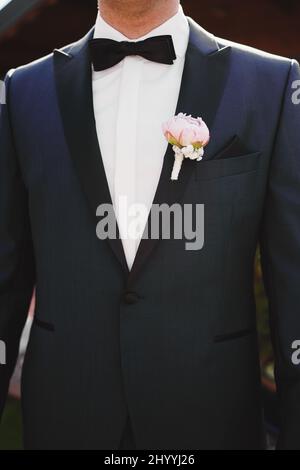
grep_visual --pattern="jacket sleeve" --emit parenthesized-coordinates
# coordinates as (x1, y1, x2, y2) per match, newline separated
(260, 59, 300, 449)
(0, 71, 35, 417)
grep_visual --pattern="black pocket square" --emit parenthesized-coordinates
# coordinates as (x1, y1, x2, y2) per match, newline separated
(34, 317, 55, 332)
(213, 135, 254, 160)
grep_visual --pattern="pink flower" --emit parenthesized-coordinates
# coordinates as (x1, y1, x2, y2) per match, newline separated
(162, 113, 210, 149)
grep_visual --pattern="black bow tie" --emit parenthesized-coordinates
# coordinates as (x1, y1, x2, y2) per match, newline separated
(89, 35, 176, 71)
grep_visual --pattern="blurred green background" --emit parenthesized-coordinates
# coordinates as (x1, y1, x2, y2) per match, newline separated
(0, 399, 22, 450)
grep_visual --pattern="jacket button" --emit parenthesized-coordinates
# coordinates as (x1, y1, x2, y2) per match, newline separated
(123, 292, 139, 305)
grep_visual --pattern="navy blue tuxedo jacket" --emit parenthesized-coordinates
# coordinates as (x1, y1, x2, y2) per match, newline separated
(1, 18, 300, 449)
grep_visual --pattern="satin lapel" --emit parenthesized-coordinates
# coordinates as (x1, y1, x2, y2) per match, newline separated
(128, 20, 232, 286)
(53, 31, 129, 275)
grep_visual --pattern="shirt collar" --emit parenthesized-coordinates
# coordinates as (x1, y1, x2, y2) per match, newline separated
(93, 5, 189, 59)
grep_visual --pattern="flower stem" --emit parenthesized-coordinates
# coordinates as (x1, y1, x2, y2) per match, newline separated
(171, 153, 184, 181)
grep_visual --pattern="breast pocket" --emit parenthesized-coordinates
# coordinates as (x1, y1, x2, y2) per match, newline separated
(196, 152, 261, 181)
(192, 152, 261, 208)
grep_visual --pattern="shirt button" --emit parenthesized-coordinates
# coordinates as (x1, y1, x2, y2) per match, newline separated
(123, 292, 139, 305)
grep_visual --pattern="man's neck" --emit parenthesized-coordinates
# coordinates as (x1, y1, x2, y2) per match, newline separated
(98, 0, 180, 39)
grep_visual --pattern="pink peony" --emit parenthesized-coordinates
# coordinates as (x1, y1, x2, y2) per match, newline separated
(162, 113, 210, 149)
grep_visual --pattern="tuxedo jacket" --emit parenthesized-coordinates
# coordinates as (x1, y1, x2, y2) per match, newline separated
(1, 18, 300, 450)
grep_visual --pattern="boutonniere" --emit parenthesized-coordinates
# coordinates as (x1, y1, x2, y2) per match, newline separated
(162, 113, 210, 181)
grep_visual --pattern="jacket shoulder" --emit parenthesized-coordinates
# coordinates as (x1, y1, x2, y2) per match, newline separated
(216, 36, 295, 71)
(6, 28, 92, 86)
(8, 42, 74, 81)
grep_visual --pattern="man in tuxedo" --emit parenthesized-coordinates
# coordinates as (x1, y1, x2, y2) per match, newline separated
(0, 0, 300, 450)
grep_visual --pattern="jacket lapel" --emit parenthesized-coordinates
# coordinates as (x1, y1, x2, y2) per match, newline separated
(128, 18, 232, 285)
(54, 30, 129, 275)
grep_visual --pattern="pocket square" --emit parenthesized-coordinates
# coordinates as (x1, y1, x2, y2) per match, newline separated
(213, 135, 254, 160)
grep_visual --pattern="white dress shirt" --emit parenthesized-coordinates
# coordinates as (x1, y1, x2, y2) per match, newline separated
(92, 6, 189, 270)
